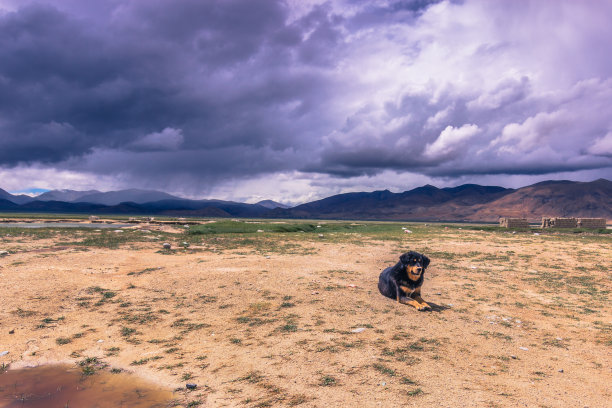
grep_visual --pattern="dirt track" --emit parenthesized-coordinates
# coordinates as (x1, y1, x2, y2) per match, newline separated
(1, 223, 611, 407)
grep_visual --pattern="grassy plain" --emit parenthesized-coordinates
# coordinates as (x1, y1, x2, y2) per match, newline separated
(0, 218, 610, 407)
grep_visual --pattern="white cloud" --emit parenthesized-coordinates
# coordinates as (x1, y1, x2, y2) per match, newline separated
(490, 111, 569, 154)
(0, 165, 119, 192)
(424, 124, 480, 159)
(588, 132, 612, 156)
(129, 127, 184, 151)
(424, 106, 452, 130)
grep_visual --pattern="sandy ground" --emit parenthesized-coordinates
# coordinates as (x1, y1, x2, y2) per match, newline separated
(0, 224, 611, 407)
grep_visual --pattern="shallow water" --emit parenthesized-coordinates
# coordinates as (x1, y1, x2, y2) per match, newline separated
(0, 365, 175, 407)
(0, 223, 130, 229)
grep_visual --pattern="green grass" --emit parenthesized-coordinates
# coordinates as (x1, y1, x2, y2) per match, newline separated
(372, 363, 396, 376)
(188, 221, 318, 234)
(319, 375, 337, 386)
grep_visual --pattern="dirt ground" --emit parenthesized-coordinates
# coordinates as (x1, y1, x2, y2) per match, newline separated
(0, 221, 610, 407)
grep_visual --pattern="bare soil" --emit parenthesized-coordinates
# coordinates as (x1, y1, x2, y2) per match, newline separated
(0, 222, 610, 407)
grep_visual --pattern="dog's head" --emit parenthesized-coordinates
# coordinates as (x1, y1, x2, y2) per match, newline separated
(399, 251, 430, 281)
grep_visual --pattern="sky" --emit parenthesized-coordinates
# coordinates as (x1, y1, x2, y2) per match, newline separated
(0, 0, 611, 204)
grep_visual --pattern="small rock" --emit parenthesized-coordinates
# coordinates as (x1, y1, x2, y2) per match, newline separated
(0, 250, 9, 257)
(0, 351, 8, 356)
(447, 304, 453, 307)
(186, 383, 197, 390)
(351, 328, 366, 333)
(515, 320, 522, 324)
(257, 230, 264, 233)
(435, 292, 442, 295)
(380, 381, 386, 386)
(265, 256, 271, 259)
(182, 242, 190, 247)
(347, 284, 356, 288)
(558, 369, 564, 373)
(162, 243, 171, 250)
(8, 330, 14, 334)
(97, 340, 104, 343)
(519, 347, 529, 351)
(533, 233, 540, 236)
(316, 225, 321, 228)
(470, 266, 477, 269)
(113, 230, 123, 233)
(510, 355, 517, 359)
(318, 234, 324, 238)
(311, 291, 319, 295)
(555, 337, 562, 341)
(403, 229, 412, 234)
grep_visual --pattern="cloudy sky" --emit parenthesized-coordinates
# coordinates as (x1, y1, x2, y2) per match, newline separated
(1, 0, 611, 204)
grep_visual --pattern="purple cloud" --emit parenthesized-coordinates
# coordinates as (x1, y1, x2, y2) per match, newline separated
(0, 0, 610, 202)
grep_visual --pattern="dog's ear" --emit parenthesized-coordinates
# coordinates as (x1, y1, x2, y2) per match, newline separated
(422, 255, 430, 268)
(399, 253, 411, 265)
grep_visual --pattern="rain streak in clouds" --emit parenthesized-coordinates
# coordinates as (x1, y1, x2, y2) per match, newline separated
(0, 0, 611, 203)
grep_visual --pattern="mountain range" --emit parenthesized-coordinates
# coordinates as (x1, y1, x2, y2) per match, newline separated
(0, 179, 610, 223)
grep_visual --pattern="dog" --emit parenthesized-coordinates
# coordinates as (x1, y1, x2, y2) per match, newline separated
(378, 251, 431, 311)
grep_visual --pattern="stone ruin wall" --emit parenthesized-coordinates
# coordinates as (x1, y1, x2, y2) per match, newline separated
(541, 217, 606, 229)
(576, 218, 607, 229)
(499, 217, 530, 228)
(541, 217, 577, 228)
(501, 217, 608, 229)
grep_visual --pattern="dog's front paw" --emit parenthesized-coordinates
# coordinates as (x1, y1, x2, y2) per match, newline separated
(417, 303, 431, 311)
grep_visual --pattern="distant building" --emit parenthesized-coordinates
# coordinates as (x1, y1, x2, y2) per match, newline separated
(577, 218, 607, 229)
(88, 215, 99, 221)
(499, 217, 529, 229)
(541, 217, 606, 229)
(541, 217, 577, 228)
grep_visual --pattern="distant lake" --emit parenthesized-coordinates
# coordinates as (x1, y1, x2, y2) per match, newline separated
(0, 222, 130, 229)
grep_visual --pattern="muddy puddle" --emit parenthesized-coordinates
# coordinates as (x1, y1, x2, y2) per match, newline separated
(0, 365, 176, 407)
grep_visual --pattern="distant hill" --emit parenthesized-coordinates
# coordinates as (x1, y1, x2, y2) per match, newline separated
(0, 198, 20, 209)
(73, 189, 183, 205)
(1, 179, 609, 222)
(467, 178, 612, 221)
(256, 200, 291, 209)
(270, 183, 514, 221)
(36, 189, 101, 202)
(270, 179, 611, 222)
(0, 188, 35, 205)
(0, 197, 270, 218)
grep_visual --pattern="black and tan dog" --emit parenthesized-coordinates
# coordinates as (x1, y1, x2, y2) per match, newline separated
(378, 251, 431, 311)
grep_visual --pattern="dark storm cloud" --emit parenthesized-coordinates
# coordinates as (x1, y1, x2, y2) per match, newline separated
(0, 0, 611, 199)
(0, 0, 342, 174)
